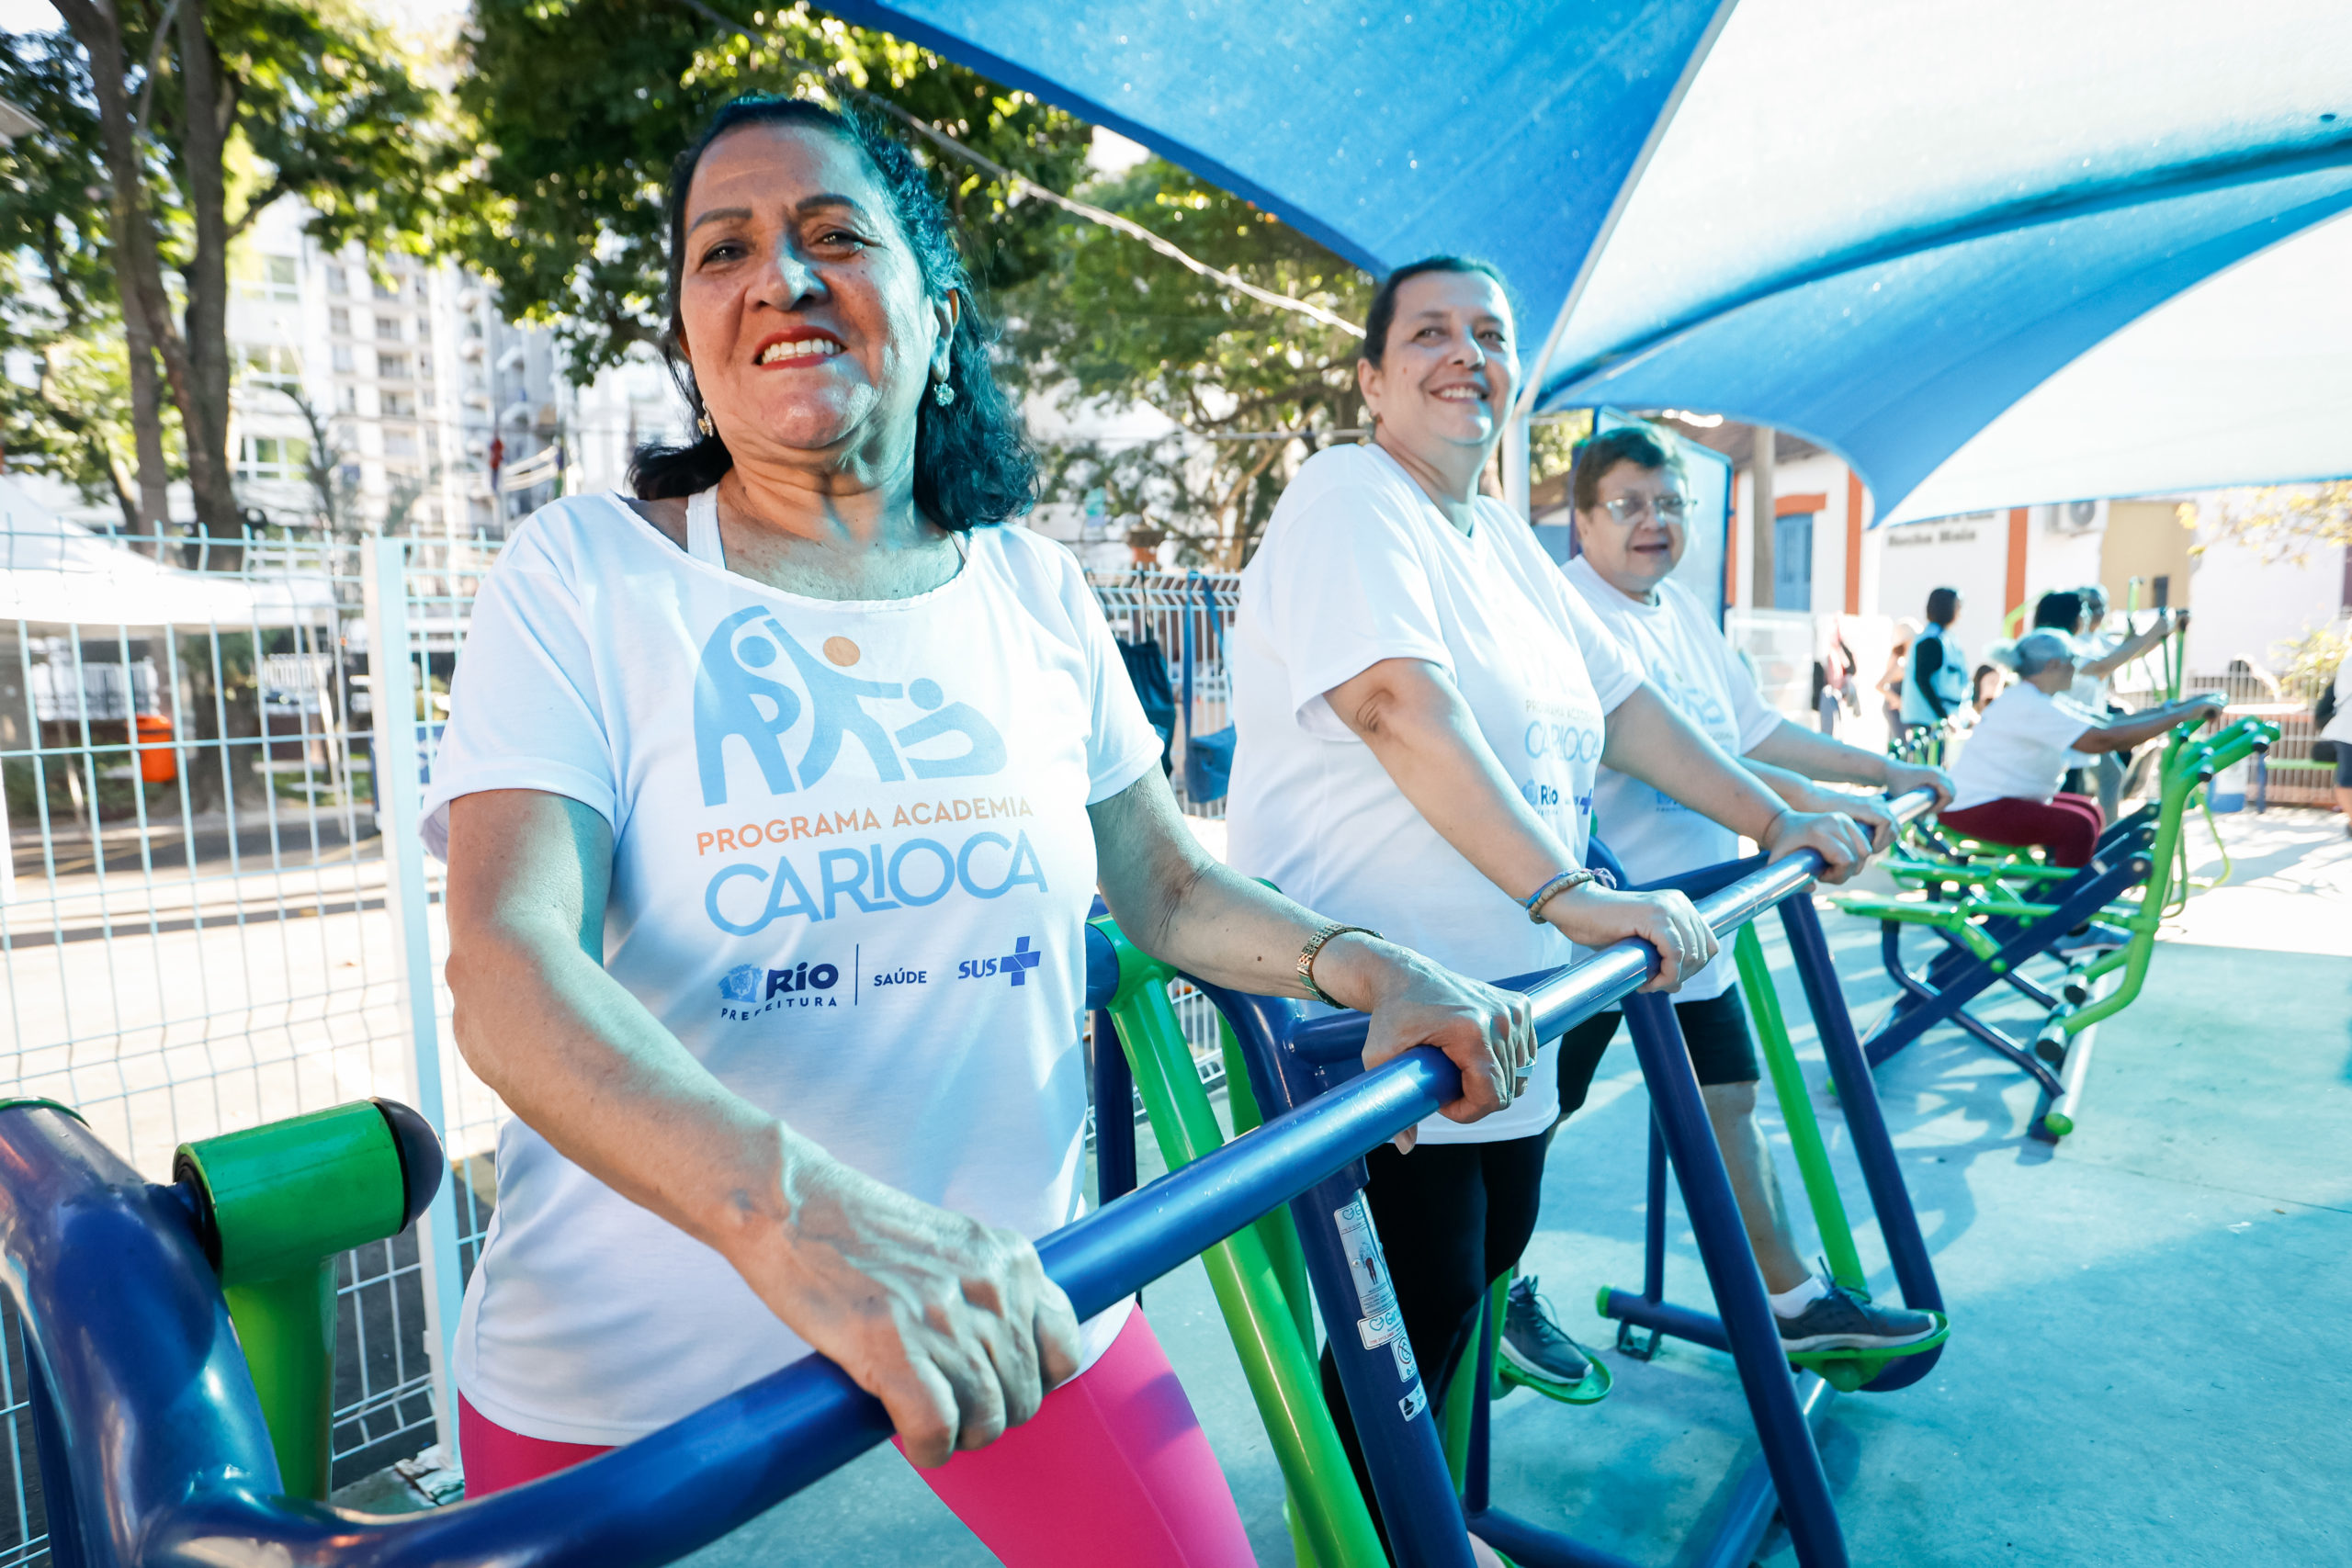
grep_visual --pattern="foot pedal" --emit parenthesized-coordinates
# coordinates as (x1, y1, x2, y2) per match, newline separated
(1498, 1351, 1614, 1406)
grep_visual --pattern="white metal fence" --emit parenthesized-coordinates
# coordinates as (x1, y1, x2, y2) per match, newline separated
(1091, 568, 1241, 819)
(0, 525, 1242, 1544)
(0, 520, 504, 1529)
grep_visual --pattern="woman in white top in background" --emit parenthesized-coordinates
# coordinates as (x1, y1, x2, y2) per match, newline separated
(1943, 630, 2222, 885)
(425, 96, 1533, 1568)
(1225, 256, 1869, 1556)
(1547, 421, 1951, 1364)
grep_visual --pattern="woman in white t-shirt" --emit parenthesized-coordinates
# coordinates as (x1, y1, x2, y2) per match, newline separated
(1944, 630, 2222, 869)
(1554, 421, 1951, 1360)
(427, 99, 1534, 1568)
(1226, 258, 1868, 1548)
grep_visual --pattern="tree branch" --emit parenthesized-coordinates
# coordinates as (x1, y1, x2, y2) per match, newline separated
(662, 0, 1363, 338)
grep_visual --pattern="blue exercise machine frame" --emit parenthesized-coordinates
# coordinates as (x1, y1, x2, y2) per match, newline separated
(1860, 808, 2161, 1113)
(1593, 842, 1949, 1400)
(2, 797, 1932, 1568)
(1202, 797, 1941, 1568)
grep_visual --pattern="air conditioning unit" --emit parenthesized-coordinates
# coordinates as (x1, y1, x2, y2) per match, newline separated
(2050, 499, 2105, 535)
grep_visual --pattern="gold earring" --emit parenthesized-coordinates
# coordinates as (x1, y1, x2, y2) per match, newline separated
(695, 411, 715, 438)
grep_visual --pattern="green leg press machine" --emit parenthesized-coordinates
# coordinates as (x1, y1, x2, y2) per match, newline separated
(1837, 715, 2276, 1138)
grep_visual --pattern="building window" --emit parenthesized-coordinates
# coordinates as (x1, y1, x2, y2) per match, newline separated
(375, 314, 402, 340)
(235, 435, 311, 482)
(383, 426, 419, 458)
(232, 343, 302, 395)
(337, 384, 357, 413)
(377, 351, 412, 381)
(326, 265, 347, 296)
(381, 390, 416, 418)
(373, 275, 401, 300)
(332, 344, 355, 374)
(329, 306, 351, 337)
(420, 387, 436, 412)
(232, 254, 300, 301)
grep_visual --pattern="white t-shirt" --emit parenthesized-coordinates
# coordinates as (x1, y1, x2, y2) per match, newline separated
(1563, 558, 1781, 1002)
(2067, 628, 2120, 712)
(421, 491, 1161, 1444)
(1947, 683, 2092, 812)
(1226, 445, 1645, 1145)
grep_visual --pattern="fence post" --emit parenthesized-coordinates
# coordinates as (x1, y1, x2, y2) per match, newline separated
(363, 536, 467, 1461)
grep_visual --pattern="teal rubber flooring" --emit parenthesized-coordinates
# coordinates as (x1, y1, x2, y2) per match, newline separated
(681, 813, 2351, 1567)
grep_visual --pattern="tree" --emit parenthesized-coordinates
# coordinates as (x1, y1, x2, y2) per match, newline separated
(0, 31, 174, 537)
(21, 1, 447, 544)
(2180, 482, 2352, 568)
(454, 0, 1094, 378)
(1000, 158, 1370, 568)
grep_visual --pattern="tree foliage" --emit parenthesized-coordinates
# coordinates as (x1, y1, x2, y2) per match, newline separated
(1001, 158, 1371, 568)
(5, 1, 447, 538)
(2180, 481, 2352, 567)
(453, 0, 1093, 377)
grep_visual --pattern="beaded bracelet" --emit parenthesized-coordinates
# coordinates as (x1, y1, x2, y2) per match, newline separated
(1523, 867, 1599, 924)
(1296, 923, 1381, 1007)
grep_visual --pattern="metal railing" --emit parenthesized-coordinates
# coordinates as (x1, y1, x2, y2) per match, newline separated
(0, 800, 1905, 1568)
(0, 514, 505, 1515)
(1087, 569, 1240, 819)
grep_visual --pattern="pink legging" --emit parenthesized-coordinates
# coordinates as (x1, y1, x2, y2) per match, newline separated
(458, 1309, 1254, 1567)
(1939, 791, 2103, 869)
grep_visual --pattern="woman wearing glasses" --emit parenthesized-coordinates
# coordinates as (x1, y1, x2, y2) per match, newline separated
(1225, 256, 1871, 1559)
(1529, 423, 1952, 1377)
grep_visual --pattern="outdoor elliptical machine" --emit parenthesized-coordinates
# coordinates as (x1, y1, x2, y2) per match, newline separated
(1094, 790, 1948, 1568)
(1838, 713, 2276, 1138)
(0, 957, 1500, 1568)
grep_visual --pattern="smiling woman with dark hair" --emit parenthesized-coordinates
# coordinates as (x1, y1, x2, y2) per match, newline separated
(1226, 256, 1871, 1561)
(421, 96, 1537, 1566)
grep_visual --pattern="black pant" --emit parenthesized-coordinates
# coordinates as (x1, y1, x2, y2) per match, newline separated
(1318, 1133, 1549, 1547)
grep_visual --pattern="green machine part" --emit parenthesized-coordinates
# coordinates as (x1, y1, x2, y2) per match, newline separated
(1091, 918, 1385, 1568)
(1731, 924, 1949, 1393)
(175, 1098, 445, 1499)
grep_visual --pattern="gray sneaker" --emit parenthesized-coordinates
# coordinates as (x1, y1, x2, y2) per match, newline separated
(1775, 1282, 1939, 1353)
(1500, 1275, 1594, 1392)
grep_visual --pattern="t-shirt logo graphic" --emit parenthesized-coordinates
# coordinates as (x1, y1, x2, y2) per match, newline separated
(718, 963, 762, 1002)
(694, 606, 1009, 806)
(999, 935, 1040, 986)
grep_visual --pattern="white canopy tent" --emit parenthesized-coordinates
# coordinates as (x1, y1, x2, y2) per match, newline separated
(0, 477, 335, 630)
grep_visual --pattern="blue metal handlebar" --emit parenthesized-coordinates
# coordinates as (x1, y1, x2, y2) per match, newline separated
(10, 789, 1934, 1568)
(4, 1053, 1462, 1568)
(1290, 788, 1939, 1065)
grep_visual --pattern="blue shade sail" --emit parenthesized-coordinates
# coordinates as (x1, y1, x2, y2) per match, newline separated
(1524, 0, 2352, 513)
(834, 0, 2352, 514)
(1547, 163, 2352, 513)
(826, 0, 1733, 351)
(1881, 209, 2352, 525)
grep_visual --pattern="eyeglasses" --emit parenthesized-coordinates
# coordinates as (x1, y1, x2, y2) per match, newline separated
(1595, 494, 1690, 526)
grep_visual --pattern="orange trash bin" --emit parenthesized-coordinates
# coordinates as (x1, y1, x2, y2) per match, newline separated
(136, 713, 178, 783)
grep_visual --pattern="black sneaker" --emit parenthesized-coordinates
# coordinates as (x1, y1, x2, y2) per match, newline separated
(1500, 1275, 1595, 1393)
(1775, 1282, 1939, 1352)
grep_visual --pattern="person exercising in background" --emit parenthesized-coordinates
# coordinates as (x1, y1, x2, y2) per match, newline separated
(1879, 617, 1922, 738)
(2034, 585, 2183, 823)
(1516, 422, 1951, 1383)
(1942, 630, 2223, 920)
(1901, 586, 1970, 735)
